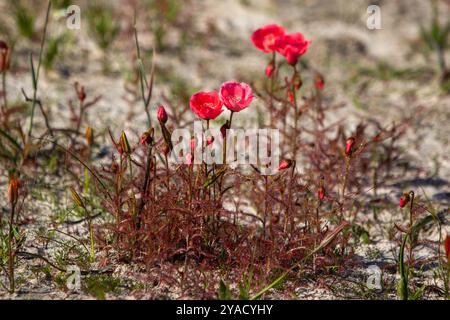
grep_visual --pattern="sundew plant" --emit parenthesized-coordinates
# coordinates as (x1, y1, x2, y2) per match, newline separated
(0, 0, 449, 300)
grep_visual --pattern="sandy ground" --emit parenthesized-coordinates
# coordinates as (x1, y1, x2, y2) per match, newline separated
(0, 0, 449, 299)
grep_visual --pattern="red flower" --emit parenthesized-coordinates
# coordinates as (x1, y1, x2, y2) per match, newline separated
(275, 32, 311, 65)
(189, 91, 223, 120)
(251, 24, 285, 53)
(345, 137, 355, 156)
(445, 235, 450, 261)
(219, 81, 254, 112)
(157, 105, 168, 123)
(278, 159, 294, 171)
(206, 136, 214, 146)
(399, 193, 410, 208)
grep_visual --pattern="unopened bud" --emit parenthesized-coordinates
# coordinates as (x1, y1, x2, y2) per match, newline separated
(157, 105, 168, 124)
(0, 40, 11, 72)
(119, 131, 131, 154)
(70, 186, 84, 208)
(314, 73, 325, 91)
(85, 127, 93, 146)
(278, 159, 294, 171)
(399, 193, 410, 208)
(140, 128, 154, 146)
(265, 61, 274, 77)
(7, 176, 19, 205)
(345, 137, 355, 156)
(318, 186, 325, 201)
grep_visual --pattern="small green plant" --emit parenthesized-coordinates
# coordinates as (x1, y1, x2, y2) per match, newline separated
(14, 4, 35, 40)
(419, 0, 450, 91)
(87, 6, 120, 52)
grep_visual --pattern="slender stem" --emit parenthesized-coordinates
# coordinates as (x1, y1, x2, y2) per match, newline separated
(8, 204, 15, 293)
(137, 146, 152, 228)
(2, 71, 7, 110)
(27, 1, 52, 140)
(341, 156, 351, 221)
(292, 67, 299, 160)
(269, 52, 275, 127)
(408, 191, 415, 267)
(87, 210, 95, 263)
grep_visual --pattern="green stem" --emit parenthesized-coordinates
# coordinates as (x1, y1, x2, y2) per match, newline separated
(8, 204, 15, 293)
(27, 1, 52, 140)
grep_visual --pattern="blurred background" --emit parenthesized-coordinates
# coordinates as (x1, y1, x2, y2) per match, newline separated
(1, 0, 449, 182)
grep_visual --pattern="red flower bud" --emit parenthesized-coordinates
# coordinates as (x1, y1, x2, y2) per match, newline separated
(399, 193, 410, 208)
(315, 73, 325, 91)
(345, 137, 355, 156)
(445, 235, 450, 261)
(157, 105, 168, 124)
(74, 82, 86, 102)
(0, 40, 11, 72)
(7, 176, 19, 205)
(278, 159, 293, 171)
(206, 136, 214, 146)
(318, 186, 325, 201)
(140, 129, 154, 146)
(265, 61, 274, 77)
(287, 90, 294, 104)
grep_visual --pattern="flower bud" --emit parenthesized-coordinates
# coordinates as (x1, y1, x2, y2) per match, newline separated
(7, 176, 19, 205)
(74, 82, 86, 102)
(315, 73, 325, 91)
(85, 127, 93, 147)
(318, 186, 325, 201)
(278, 159, 293, 171)
(157, 105, 168, 124)
(119, 131, 131, 154)
(265, 61, 274, 77)
(399, 193, 410, 208)
(206, 136, 214, 146)
(345, 137, 355, 156)
(287, 90, 294, 104)
(0, 41, 11, 72)
(70, 186, 84, 208)
(140, 128, 154, 146)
